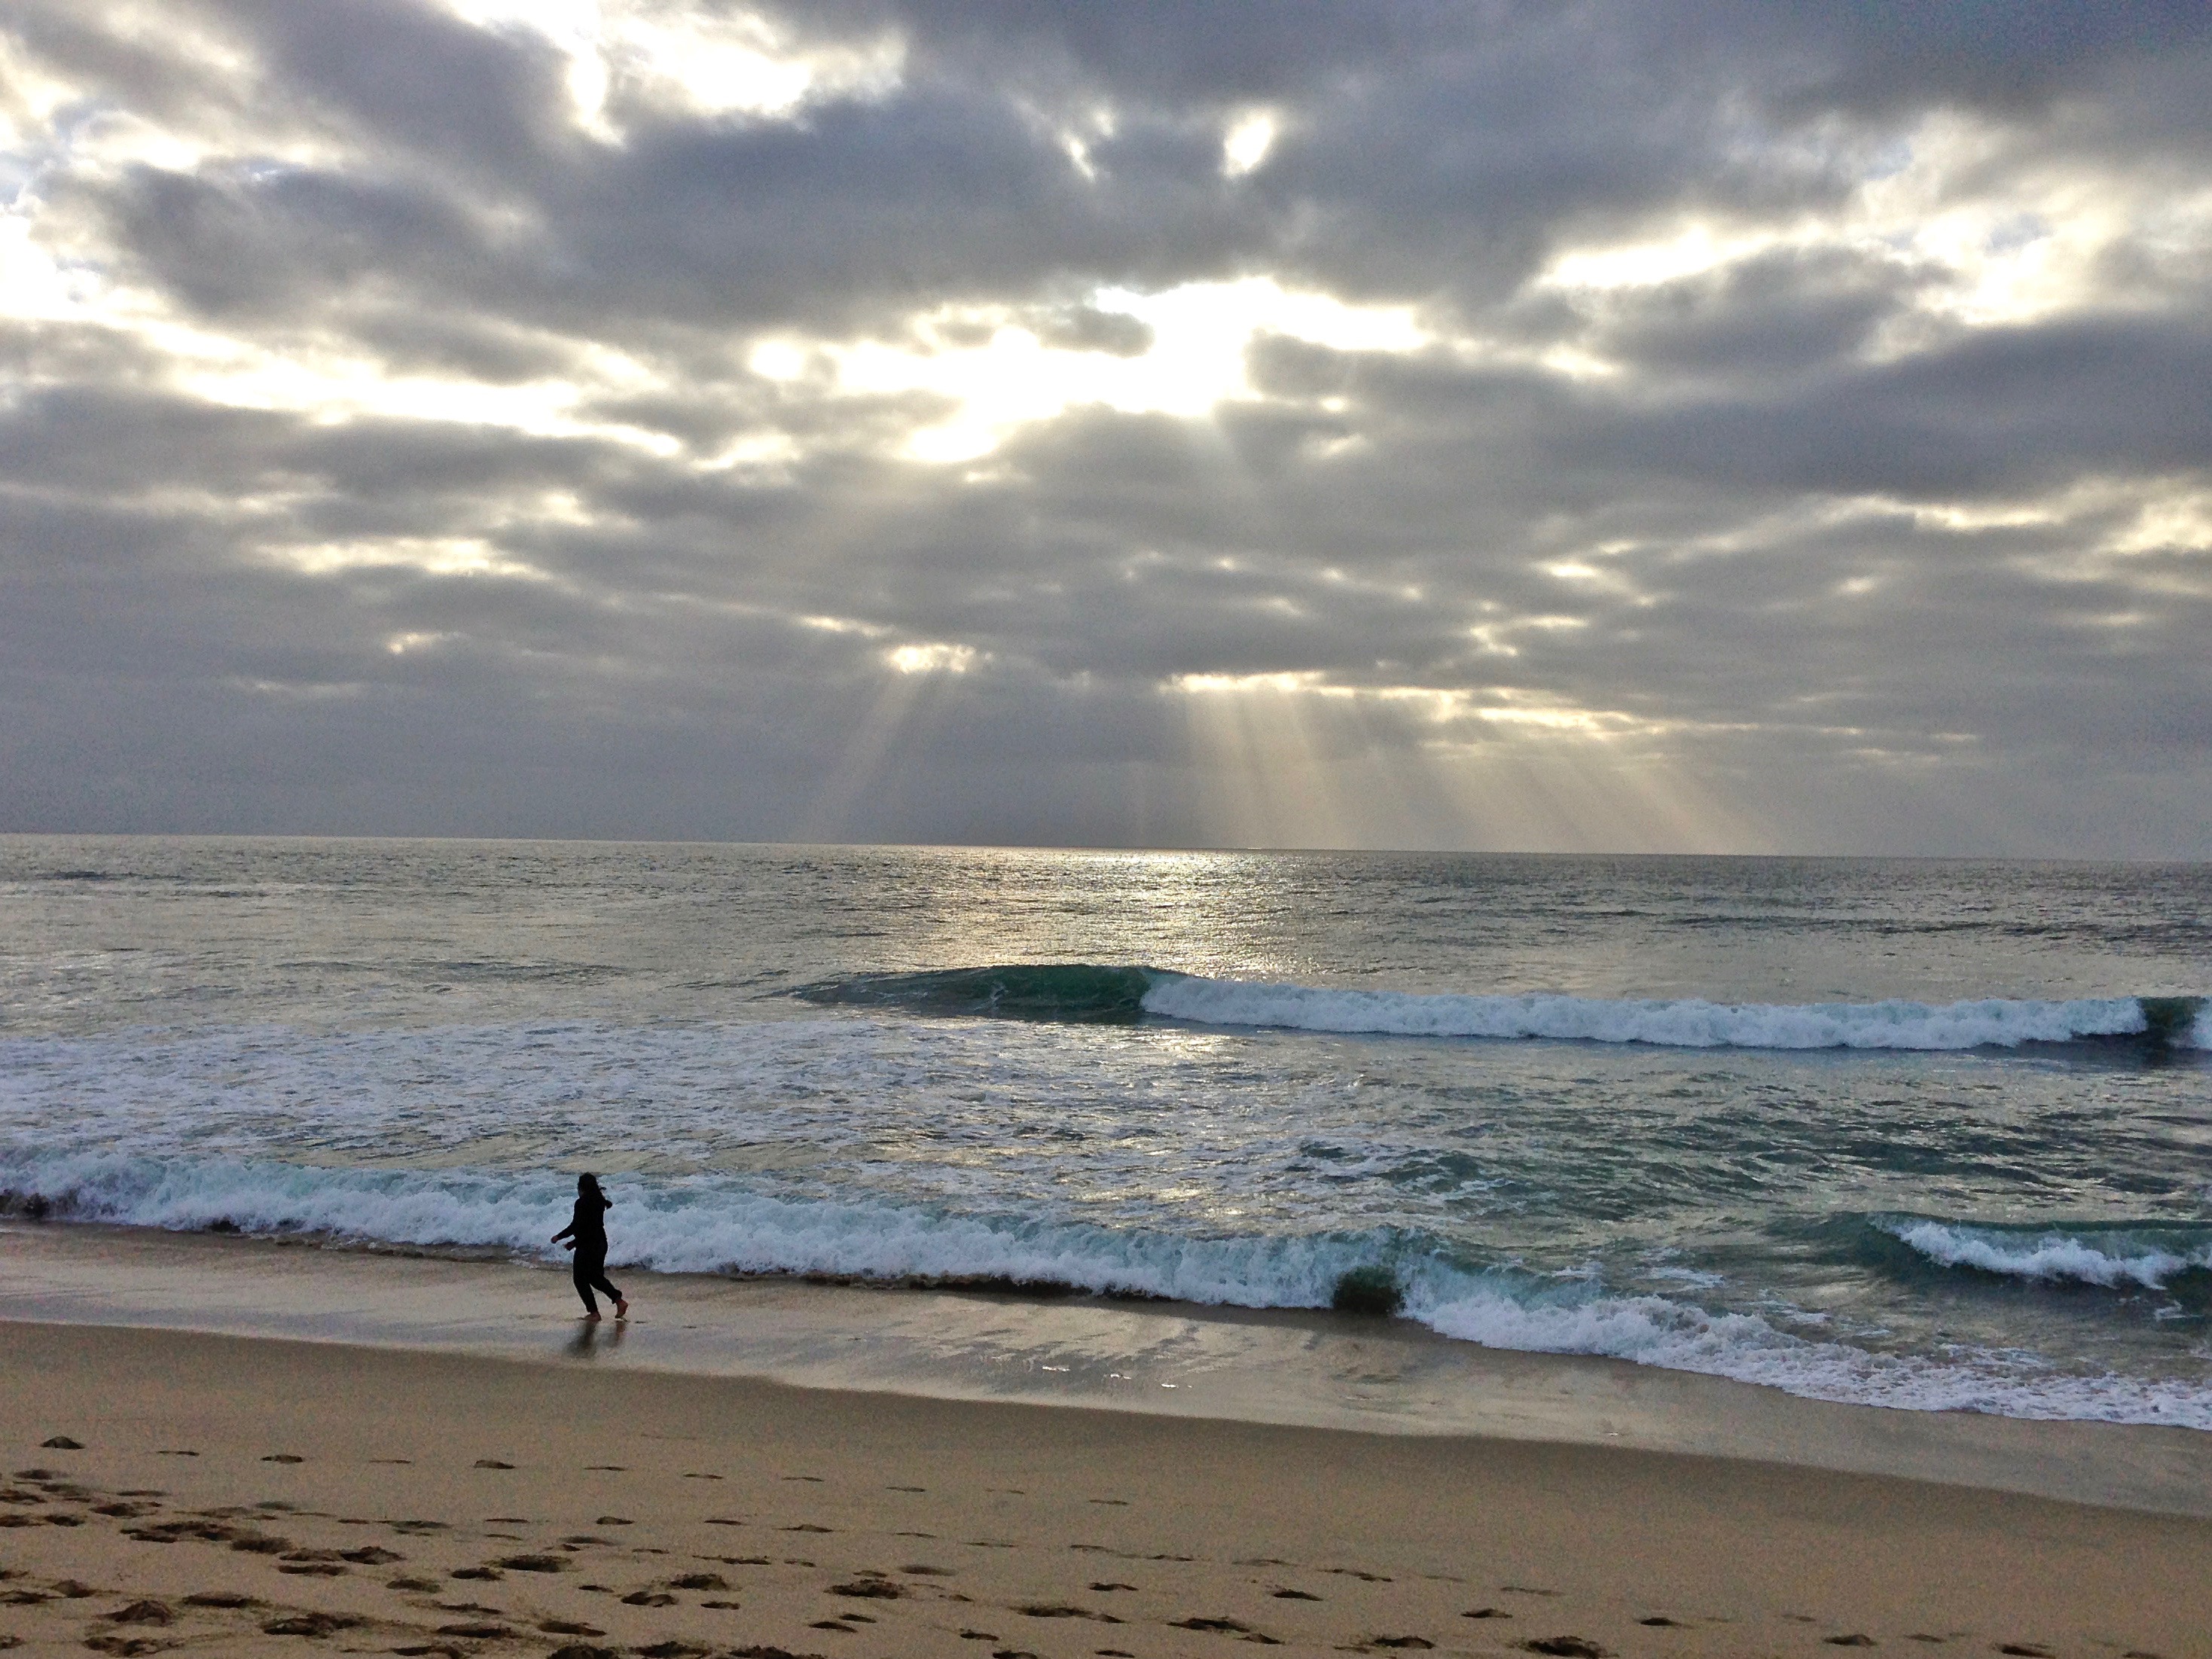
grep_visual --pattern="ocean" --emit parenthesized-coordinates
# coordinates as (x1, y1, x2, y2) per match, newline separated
(2, 837, 2207, 1428)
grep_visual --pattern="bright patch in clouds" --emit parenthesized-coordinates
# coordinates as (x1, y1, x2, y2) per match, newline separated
(1222, 109, 1277, 176)
(886, 642, 981, 675)
(804, 278, 1427, 462)
(1539, 110, 2212, 349)
(438, 0, 904, 136)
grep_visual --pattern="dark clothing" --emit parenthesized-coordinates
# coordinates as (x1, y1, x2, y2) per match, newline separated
(553, 1190, 619, 1314)
(571, 1244, 622, 1317)
(553, 1191, 612, 1251)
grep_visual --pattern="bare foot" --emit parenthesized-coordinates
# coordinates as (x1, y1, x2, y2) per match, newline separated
(582, 1311, 602, 1322)
(614, 1299, 630, 1319)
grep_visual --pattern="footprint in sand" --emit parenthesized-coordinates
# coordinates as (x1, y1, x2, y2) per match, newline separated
(1270, 1588, 1320, 1600)
(539, 1619, 606, 1636)
(1090, 1581, 1138, 1593)
(40, 1437, 83, 1450)
(1018, 1601, 1123, 1627)
(1521, 1640, 1607, 1658)
(1826, 1637, 1877, 1648)
(1366, 1641, 1435, 1652)
(887, 1484, 926, 1493)
(473, 1459, 514, 1470)
(683, 1472, 723, 1481)
(1639, 1617, 1683, 1627)
(1169, 1616, 1277, 1643)
(261, 1454, 304, 1464)
(182, 1592, 258, 1609)
(387, 1577, 442, 1592)
(105, 1600, 174, 1627)
(261, 1612, 358, 1637)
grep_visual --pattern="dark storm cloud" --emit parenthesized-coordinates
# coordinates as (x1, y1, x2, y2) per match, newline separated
(2, 0, 2210, 851)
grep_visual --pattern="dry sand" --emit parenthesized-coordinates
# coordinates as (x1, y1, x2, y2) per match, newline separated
(2, 1318, 2207, 1659)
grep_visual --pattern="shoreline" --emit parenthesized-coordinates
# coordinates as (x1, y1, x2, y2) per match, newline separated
(5, 1219, 2210, 1520)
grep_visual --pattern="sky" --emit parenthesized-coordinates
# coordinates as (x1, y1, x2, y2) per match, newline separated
(2, 1, 2209, 855)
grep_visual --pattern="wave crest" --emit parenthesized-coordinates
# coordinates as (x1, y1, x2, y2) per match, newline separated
(1875, 1215, 2212, 1289)
(801, 965, 2207, 1052)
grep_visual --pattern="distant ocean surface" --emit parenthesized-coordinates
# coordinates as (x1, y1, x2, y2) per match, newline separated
(2, 837, 2207, 1426)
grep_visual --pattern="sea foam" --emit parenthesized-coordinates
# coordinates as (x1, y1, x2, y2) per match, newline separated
(4, 1147, 2208, 1431)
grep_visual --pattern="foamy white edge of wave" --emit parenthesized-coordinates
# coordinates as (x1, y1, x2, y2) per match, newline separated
(1884, 1218, 2212, 1289)
(1140, 978, 2204, 1051)
(5, 1149, 2207, 1430)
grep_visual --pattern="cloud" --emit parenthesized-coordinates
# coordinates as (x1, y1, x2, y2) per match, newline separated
(2, 0, 2209, 852)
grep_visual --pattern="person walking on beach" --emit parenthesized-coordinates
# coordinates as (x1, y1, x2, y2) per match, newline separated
(552, 1173, 630, 1321)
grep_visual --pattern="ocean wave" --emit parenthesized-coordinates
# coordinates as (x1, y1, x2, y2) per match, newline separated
(801, 965, 2207, 1052)
(3, 1149, 2207, 1429)
(1875, 1215, 2212, 1289)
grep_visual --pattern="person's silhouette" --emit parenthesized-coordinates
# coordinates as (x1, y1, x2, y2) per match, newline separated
(551, 1173, 629, 1321)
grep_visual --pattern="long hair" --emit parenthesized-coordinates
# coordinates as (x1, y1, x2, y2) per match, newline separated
(577, 1173, 603, 1199)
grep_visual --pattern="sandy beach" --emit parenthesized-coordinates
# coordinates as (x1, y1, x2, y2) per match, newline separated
(2, 1237, 2208, 1659)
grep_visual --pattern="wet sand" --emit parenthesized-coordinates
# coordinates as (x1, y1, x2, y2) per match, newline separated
(2, 1224, 2210, 1658)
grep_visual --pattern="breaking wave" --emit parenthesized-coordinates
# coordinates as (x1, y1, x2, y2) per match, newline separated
(1875, 1215, 2212, 1290)
(2, 1149, 2207, 1429)
(800, 966, 2207, 1053)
